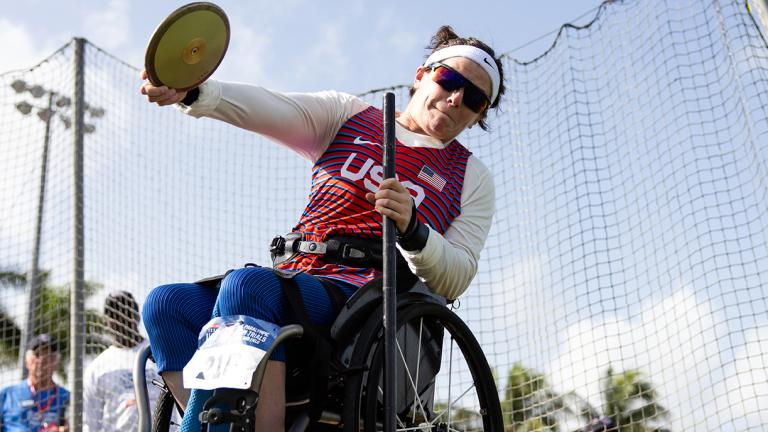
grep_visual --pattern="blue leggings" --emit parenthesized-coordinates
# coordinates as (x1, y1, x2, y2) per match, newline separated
(143, 267, 358, 431)
(142, 267, 357, 371)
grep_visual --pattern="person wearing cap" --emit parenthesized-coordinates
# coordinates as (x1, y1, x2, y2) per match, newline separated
(140, 25, 504, 430)
(0, 334, 69, 431)
(83, 291, 160, 432)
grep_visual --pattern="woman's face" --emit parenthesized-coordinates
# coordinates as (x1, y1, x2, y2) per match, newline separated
(401, 56, 492, 142)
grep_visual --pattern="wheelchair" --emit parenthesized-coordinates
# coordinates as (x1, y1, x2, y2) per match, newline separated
(135, 276, 503, 431)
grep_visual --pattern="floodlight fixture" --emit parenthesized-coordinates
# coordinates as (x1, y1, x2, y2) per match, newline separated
(15, 101, 33, 115)
(37, 108, 53, 122)
(11, 79, 27, 93)
(89, 107, 105, 118)
(56, 96, 72, 108)
(28, 85, 45, 98)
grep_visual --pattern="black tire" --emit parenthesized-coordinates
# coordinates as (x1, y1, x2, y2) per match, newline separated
(343, 302, 503, 431)
(151, 387, 179, 432)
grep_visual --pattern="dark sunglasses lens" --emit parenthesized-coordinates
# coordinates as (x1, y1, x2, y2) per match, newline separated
(432, 66, 489, 113)
(463, 87, 489, 113)
(432, 66, 465, 91)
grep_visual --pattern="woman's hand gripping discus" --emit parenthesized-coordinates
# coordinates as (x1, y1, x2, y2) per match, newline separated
(139, 69, 188, 106)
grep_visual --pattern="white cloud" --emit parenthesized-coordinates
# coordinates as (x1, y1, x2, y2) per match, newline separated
(82, 0, 131, 49)
(215, 18, 272, 86)
(0, 18, 51, 72)
(546, 283, 767, 430)
(294, 22, 349, 88)
(490, 254, 563, 361)
(718, 326, 768, 428)
(385, 30, 422, 57)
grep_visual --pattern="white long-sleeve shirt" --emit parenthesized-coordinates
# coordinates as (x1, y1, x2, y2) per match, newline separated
(177, 80, 495, 299)
(83, 342, 160, 432)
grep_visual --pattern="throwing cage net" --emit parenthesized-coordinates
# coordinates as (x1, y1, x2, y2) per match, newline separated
(1, 0, 767, 430)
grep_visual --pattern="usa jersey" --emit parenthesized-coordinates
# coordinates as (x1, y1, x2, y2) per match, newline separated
(276, 106, 471, 286)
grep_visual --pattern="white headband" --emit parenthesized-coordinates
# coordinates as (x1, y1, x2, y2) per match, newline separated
(424, 45, 500, 104)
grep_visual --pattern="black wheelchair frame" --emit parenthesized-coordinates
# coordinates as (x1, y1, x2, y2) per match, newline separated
(135, 278, 503, 431)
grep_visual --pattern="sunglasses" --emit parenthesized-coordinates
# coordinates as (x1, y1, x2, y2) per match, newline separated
(428, 63, 491, 113)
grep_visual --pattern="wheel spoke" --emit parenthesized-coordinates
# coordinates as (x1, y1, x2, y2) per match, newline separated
(350, 302, 502, 432)
(410, 317, 424, 421)
(395, 334, 430, 423)
(431, 383, 476, 423)
(376, 385, 407, 429)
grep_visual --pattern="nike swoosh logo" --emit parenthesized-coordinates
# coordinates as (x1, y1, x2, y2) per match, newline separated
(354, 136, 379, 146)
(483, 57, 494, 69)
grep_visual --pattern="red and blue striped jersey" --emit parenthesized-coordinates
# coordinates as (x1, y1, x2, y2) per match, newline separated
(276, 106, 472, 286)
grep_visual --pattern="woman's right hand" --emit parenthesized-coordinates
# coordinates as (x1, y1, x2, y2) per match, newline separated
(139, 69, 188, 106)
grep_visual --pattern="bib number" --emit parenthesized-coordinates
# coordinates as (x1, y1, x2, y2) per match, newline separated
(183, 315, 279, 390)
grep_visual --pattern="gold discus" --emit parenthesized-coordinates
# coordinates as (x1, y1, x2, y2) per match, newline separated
(145, 2, 230, 91)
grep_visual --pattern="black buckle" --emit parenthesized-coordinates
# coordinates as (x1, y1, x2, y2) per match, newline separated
(270, 236, 286, 256)
(199, 388, 259, 431)
(270, 233, 303, 267)
(340, 244, 366, 260)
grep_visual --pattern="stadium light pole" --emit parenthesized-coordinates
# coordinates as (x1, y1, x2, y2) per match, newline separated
(10, 77, 104, 378)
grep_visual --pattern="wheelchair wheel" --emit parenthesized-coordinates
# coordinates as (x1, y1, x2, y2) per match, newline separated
(152, 387, 179, 432)
(343, 301, 503, 431)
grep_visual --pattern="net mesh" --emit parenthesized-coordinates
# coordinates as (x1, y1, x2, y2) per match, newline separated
(1, 0, 767, 430)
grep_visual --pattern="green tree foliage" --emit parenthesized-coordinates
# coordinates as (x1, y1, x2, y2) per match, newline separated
(0, 270, 26, 365)
(602, 367, 669, 432)
(0, 267, 109, 376)
(432, 401, 484, 431)
(501, 364, 671, 432)
(502, 363, 591, 431)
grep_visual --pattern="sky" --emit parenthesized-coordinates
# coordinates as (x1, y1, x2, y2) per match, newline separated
(0, 0, 604, 93)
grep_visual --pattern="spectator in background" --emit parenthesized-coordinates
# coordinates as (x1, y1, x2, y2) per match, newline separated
(0, 333, 69, 431)
(581, 417, 618, 431)
(83, 291, 160, 432)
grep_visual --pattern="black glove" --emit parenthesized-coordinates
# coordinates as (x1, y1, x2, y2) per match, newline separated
(396, 201, 429, 251)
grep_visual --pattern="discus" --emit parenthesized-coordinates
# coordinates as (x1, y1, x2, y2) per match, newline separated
(144, 2, 230, 91)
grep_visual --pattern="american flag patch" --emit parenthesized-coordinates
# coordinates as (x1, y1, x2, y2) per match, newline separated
(418, 165, 447, 192)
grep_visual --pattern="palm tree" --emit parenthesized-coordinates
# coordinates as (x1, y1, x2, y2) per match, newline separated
(601, 367, 669, 432)
(502, 363, 592, 432)
(0, 267, 109, 377)
(0, 270, 26, 365)
(499, 363, 671, 432)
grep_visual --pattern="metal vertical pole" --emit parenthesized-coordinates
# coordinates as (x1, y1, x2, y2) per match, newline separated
(381, 92, 397, 432)
(70, 37, 86, 432)
(19, 92, 54, 378)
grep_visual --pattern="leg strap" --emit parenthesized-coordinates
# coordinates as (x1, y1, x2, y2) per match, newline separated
(317, 277, 349, 315)
(199, 388, 259, 432)
(273, 271, 337, 425)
